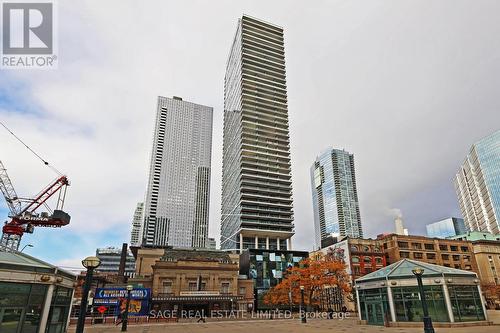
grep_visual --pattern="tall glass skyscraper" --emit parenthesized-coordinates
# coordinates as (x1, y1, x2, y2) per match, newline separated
(455, 130, 500, 234)
(142, 96, 213, 248)
(221, 15, 294, 252)
(310, 148, 363, 248)
(130, 202, 144, 247)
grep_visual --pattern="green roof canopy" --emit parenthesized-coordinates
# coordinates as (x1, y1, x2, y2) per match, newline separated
(0, 251, 76, 278)
(355, 259, 477, 283)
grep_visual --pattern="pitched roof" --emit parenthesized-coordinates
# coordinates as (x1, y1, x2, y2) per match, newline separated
(0, 251, 52, 268)
(355, 258, 476, 283)
(0, 251, 76, 278)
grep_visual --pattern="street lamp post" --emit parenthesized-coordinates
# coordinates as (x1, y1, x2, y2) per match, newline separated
(20, 244, 33, 252)
(300, 285, 306, 323)
(412, 267, 435, 333)
(121, 284, 133, 332)
(76, 256, 101, 333)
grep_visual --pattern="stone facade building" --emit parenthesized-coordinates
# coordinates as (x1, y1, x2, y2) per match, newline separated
(130, 248, 254, 314)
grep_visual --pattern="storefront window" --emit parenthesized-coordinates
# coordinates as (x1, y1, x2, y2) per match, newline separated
(392, 286, 448, 322)
(46, 286, 73, 333)
(448, 286, 485, 322)
(0, 282, 48, 333)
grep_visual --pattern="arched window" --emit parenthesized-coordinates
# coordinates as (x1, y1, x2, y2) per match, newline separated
(363, 256, 372, 264)
(350, 245, 358, 252)
(351, 256, 360, 263)
(363, 246, 370, 252)
(375, 257, 383, 264)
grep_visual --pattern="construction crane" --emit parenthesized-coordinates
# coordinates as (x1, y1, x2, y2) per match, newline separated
(0, 122, 71, 252)
(0, 161, 70, 251)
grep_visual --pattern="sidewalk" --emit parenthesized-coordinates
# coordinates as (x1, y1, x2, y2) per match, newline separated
(68, 316, 500, 333)
(487, 310, 500, 325)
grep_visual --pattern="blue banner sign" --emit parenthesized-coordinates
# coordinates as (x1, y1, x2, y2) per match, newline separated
(94, 288, 150, 316)
(95, 288, 150, 300)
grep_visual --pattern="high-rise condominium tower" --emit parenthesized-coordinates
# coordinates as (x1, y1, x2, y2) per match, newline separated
(221, 15, 294, 251)
(142, 96, 213, 248)
(130, 202, 144, 247)
(311, 148, 363, 249)
(455, 130, 500, 234)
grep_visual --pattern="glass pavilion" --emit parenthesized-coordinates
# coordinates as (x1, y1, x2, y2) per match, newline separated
(355, 259, 488, 326)
(0, 251, 76, 333)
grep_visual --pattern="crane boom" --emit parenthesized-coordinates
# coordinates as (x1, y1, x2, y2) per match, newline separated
(20, 175, 69, 214)
(0, 160, 22, 216)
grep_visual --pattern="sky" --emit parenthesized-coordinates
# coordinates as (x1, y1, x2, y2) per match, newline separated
(0, 0, 499, 270)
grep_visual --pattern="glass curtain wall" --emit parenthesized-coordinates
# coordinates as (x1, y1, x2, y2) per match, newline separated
(250, 251, 307, 309)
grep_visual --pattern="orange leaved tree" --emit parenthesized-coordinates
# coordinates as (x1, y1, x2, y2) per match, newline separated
(263, 252, 351, 308)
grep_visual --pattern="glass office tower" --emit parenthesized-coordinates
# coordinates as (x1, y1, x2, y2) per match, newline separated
(221, 15, 294, 251)
(130, 202, 144, 247)
(455, 130, 500, 234)
(311, 148, 363, 249)
(426, 217, 467, 238)
(142, 96, 213, 248)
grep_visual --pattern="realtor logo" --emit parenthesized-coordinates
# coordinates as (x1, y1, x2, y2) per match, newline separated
(1, 1, 57, 68)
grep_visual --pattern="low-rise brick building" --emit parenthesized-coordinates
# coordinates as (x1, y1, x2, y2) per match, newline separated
(311, 237, 387, 311)
(377, 233, 478, 272)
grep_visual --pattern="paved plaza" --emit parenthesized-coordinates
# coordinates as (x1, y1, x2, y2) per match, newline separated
(69, 313, 500, 333)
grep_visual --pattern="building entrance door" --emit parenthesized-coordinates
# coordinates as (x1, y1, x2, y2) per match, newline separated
(366, 302, 384, 325)
(0, 307, 24, 333)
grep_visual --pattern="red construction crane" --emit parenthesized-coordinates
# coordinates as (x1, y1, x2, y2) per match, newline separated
(0, 161, 71, 251)
(0, 122, 71, 251)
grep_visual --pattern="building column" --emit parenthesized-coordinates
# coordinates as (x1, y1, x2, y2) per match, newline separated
(355, 287, 362, 320)
(477, 284, 488, 321)
(65, 289, 75, 333)
(277, 237, 280, 250)
(287, 238, 292, 250)
(176, 275, 182, 296)
(239, 233, 243, 253)
(266, 237, 269, 250)
(386, 286, 396, 322)
(214, 275, 220, 293)
(442, 284, 455, 322)
(39, 284, 55, 332)
(254, 236, 258, 249)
